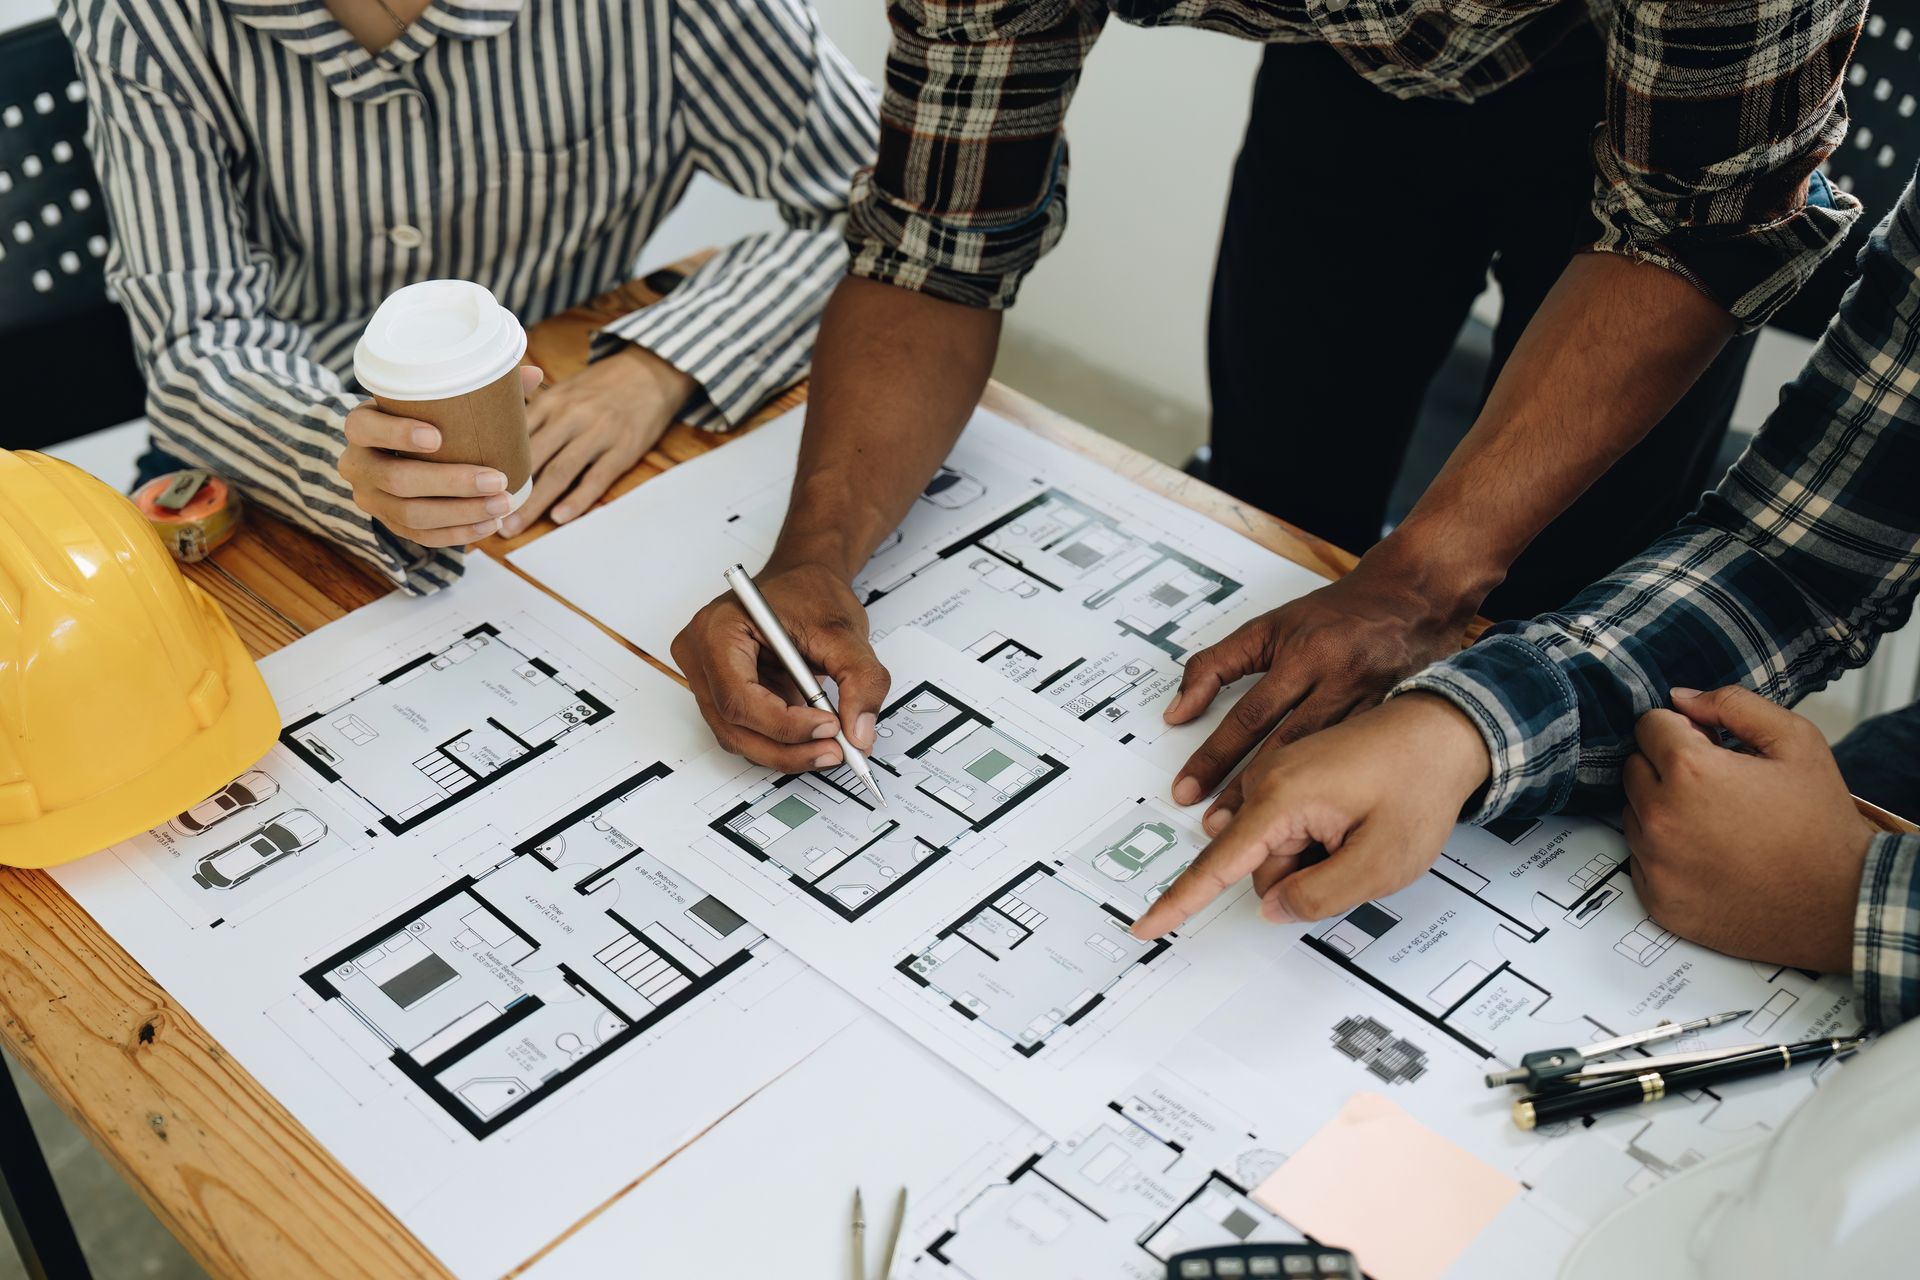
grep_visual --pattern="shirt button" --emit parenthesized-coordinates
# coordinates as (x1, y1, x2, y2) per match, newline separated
(388, 224, 425, 249)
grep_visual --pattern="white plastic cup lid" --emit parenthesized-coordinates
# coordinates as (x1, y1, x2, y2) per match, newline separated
(354, 280, 528, 401)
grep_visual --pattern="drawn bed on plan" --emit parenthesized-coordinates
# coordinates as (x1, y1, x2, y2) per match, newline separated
(281, 624, 612, 835)
(898, 863, 1170, 1058)
(711, 682, 1066, 920)
(302, 765, 759, 1138)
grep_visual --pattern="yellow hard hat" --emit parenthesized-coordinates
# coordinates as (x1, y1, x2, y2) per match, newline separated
(0, 450, 279, 868)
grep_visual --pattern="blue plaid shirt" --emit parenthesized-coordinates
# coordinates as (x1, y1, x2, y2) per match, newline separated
(1397, 172, 1920, 1031)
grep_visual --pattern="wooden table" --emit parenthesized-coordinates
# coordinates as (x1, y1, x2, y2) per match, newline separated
(0, 278, 1361, 1279)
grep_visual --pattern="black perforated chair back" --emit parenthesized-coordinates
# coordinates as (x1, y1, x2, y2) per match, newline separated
(1772, 6, 1920, 338)
(0, 18, 146, 448)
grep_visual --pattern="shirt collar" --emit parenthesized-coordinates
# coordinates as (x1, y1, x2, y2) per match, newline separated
(219, 1, 525, 102)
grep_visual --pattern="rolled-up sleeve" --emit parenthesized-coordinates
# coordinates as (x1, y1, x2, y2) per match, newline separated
(844, 0, 1107, 309)
(1590, 0, 1866, 330)
(1857, 833, 1920, 1029)
(594, 0, 880, 428)
(1396, 168, 1920, 821)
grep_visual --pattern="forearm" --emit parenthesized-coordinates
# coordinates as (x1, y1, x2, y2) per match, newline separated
(767, 275, 1001, 578)
(1378, 252, 1735, 609)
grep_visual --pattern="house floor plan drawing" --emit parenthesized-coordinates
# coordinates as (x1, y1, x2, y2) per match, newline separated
(48, 557, 861, 1279)
(916, 1085, 1300, 1280)
(509, 406, 1330, 772)
(621, 628, 1288, 1137)
(282, 624, 612, 835)
(711, 682, 1067, 921)
(900, 863, 1170, 1059)
(303, 763, 762, 1137)
(1299, 817, 1857, 1066)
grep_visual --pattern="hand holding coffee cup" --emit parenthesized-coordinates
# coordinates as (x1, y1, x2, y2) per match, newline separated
(341, 282, 539, 549)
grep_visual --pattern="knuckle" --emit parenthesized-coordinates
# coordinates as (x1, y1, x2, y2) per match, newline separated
(1281, 881, 1332, 922)
(711, 688, 749, 727)
(1227, 688, 1277, 737)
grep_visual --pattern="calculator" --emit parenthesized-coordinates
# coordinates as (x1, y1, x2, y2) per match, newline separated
(1166, 1243, 1362, 1278)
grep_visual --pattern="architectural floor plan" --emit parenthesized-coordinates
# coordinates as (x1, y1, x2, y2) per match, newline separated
(283, 624, 612, 835)
(1300, 817, 1855, 1066)
(711, 683, 1066, 920)
(303, 763, 762, 1137)
(41, 416, 1877, 1279)
(900, 862, 1170, 1059)
(49, 558, 859, 1279)
(509, 407, 1331, 773)
(620, 628, 1283, 1136)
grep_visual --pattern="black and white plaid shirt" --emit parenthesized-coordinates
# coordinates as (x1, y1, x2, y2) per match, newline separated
(1402, 171, 1920, 1031)
(846, 0, 1864, 328)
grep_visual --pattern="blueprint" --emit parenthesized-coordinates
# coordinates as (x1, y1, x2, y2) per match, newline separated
(537, 820, 1857, 1280)
(889, 817, 1860, 1279)
(509, 407, 1332, 773)
(49, 557, 860, 1279)
(621, 628, 1299, 1136)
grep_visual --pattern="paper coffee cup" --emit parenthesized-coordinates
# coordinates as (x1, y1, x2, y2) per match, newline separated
(354, 280, 534, 512)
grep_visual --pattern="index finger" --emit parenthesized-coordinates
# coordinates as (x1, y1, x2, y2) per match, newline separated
(1131, 788, 1312, 939)
(346, 404, 441, 453)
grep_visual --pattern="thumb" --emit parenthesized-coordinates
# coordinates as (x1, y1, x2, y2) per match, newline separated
(1670, 685, 1801, 756)
(814, 625, 891, 752)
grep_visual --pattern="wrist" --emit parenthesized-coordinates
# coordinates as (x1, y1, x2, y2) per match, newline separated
(1386, 692, 1494, 800)
(612, 344, 697, 414)
(1353, 528, 1497, 632)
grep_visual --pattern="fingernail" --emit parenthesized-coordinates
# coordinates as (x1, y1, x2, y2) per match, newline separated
(811, 721, 839, 740)
(472, 519, 500, 540)
(1162, 693, 1186, 724)
(1260, 893, 1295, 924)
(1172, 777, 1200, 806)
(813, 753, 837, 770)
(1204, 807, 1234, 836)
(553, 506, 573, 523)
(501, 515, 523, 536)
(1671, 687, 1701, 701)
(411, 427, 440, 450)
(485, 495, 512, 516)
(476, 470, 507, 494)
(856, 713, 877, 749)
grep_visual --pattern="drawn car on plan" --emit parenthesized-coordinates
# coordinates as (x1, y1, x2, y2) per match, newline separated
(167, 770, 280, 838)
(1142, 859, 1192, 907)
(921, 467, 985, 509)
(1092, 821, 1179, 881)
(191, 809, 328, 889)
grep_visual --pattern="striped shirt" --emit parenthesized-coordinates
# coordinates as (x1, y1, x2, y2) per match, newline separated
(57, 0, 878, 592)
(846, 0, 1863, 329)
(1397, 170, 1920, 1030)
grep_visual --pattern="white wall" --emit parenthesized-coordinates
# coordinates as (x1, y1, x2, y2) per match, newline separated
(0, 0, 52, 30)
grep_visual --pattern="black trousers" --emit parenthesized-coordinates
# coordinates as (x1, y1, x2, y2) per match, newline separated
(1208, 36, 1758, 619)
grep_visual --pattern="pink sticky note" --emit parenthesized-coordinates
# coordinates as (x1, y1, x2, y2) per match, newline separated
(1253, 1092, 1519, 1280)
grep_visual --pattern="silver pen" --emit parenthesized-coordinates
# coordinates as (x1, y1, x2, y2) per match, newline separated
(724, 564, 887, 809)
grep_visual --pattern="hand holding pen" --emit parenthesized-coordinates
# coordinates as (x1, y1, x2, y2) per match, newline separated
(721, 565, 888, 807)
(672, 562, 892, 776)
